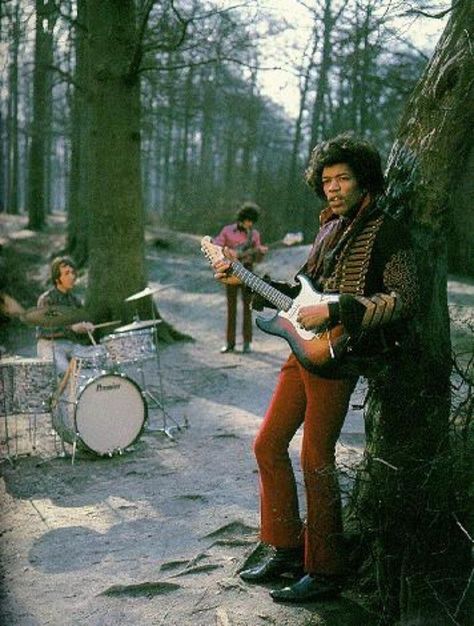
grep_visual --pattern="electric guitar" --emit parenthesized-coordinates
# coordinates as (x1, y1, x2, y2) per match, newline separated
(201, 236, 349, 374)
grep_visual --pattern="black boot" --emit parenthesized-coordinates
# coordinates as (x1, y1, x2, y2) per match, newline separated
(270, 573, 343, 603)
(239, 547, 304, 583)
(220, 344, 235, 353)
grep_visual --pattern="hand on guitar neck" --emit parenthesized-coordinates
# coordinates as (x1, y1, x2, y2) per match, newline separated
(212, 231, 299, 285)
(212, 247, 242, 286)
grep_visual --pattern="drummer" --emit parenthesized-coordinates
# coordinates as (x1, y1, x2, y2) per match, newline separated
(36, 256, 94, 373)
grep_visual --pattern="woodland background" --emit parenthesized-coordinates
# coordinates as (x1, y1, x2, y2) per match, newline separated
(0, 1, 473, 624)
(1, 0, 472, 259)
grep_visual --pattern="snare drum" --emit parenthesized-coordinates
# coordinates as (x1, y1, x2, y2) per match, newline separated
(101, 329, 156, 365)
(0, 357, 55, 414)
(53, 372, 146, 456)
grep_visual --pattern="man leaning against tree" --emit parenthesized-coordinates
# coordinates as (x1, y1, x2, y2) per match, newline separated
(213, 133, 419, 603)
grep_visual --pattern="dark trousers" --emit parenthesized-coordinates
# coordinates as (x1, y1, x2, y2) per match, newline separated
(253, 353, 357, 575)
(225, 284, 253, 346)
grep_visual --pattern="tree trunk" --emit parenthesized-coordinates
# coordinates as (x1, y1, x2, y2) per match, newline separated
(286, 30, 318, 234)
(7, 2, 20, 215)
(27, 0, 53, 230)
(67, 0, 90, 266)
(308, 0, 334, 149)
(350, 2, 474, 623)
(43, 5, 57, 215)
(86, 0, 147, 323)
(177, 66, 194, 212)
(85, 0, 189, 343)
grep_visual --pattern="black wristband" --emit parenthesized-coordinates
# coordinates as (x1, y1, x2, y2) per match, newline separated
(328, 302, 341, 325)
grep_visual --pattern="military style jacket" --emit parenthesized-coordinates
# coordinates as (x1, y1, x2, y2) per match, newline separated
(256, 195, 419, 375)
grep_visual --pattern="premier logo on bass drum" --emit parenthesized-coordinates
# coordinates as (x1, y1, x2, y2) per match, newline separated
(96, 382, 121, 391)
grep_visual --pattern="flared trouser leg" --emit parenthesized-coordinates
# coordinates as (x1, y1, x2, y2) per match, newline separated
(225, 284, 238, 347)
(254, 354, 306, 548)
(241, 286, 253, 343)
(254, 353, 357, 574)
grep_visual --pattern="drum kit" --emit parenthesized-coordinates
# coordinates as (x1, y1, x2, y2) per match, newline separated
(0, 286, 181, 463)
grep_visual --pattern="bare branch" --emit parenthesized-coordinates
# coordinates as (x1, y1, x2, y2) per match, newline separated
(403, 0, 461, 20)
(138, 56, 282, 75)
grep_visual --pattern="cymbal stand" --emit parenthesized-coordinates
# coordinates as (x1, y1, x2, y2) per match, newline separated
(128, 296, 181, 441)
(0, 362, 13, 463)
(140, 296, 181, 441)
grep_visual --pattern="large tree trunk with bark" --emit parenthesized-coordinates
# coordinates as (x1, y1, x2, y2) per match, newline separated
(85, 0, 187, 343)
(7, 2, 20, 215)
(349, 3, 473, 623)
(86, 0, 148, 324)
(27, 0, 55, 230)
(67, 0, 89, 266)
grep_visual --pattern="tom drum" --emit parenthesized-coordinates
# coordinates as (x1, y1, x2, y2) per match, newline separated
(101, 329, 156, 365)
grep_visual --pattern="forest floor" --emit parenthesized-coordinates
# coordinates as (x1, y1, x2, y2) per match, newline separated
(0, 214, 472, 626)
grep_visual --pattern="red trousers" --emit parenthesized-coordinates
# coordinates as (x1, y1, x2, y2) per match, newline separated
(254, 353, 357, 575)
(225, 284, 253, 346)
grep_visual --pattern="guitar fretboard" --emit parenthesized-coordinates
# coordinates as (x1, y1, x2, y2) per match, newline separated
(230, 262, 293, 312)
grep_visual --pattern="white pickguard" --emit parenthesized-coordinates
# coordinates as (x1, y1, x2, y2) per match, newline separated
(277, 275, 339, 340)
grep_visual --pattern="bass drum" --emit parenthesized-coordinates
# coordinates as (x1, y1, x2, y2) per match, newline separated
(54, 372, 146, 456)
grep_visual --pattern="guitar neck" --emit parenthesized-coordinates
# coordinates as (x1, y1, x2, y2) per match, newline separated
(230, 261, 293, 312)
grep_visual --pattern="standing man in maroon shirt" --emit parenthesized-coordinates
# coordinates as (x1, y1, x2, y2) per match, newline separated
(213, 202, 267, 354)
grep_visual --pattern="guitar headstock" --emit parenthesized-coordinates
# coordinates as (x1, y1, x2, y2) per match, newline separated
(200, 236, 225, 266)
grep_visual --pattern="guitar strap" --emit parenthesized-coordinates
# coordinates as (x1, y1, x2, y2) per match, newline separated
(244, 228, 254, 251)
(237, 228, 255, 268)
(324, 213, 384, 295)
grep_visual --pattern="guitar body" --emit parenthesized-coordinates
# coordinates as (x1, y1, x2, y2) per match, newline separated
(255, 275, 347, 374)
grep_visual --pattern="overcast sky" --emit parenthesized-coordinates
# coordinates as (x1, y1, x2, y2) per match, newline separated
(218, 0, 450, 118)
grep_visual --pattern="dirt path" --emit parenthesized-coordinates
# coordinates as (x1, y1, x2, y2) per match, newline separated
(1, 226, 471, 626)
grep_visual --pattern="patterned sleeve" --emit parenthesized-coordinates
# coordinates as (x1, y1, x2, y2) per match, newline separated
(338, 248, 419, 335)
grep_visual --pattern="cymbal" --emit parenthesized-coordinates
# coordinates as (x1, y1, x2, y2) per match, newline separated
(113, 319, 162, 333)
(21, 305, 88, 327)
(125, 286, 160, 302)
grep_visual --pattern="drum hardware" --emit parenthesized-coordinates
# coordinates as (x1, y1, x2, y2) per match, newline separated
(101, 324, 178, 439)
(115, 287, 183, 440)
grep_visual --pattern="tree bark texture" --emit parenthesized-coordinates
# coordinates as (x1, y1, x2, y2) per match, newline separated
(86, 0, 147, 324)
(67, 0, 90, 266)
(352, 3, 474, 623)
(27, 0, 54, 230)
(7, 2, 20, 215)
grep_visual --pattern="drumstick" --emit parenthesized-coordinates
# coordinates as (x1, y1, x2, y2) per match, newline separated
(87, 330, 97, 345)
(91, 320, 121, 329)
(54, 359, 74, 403)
